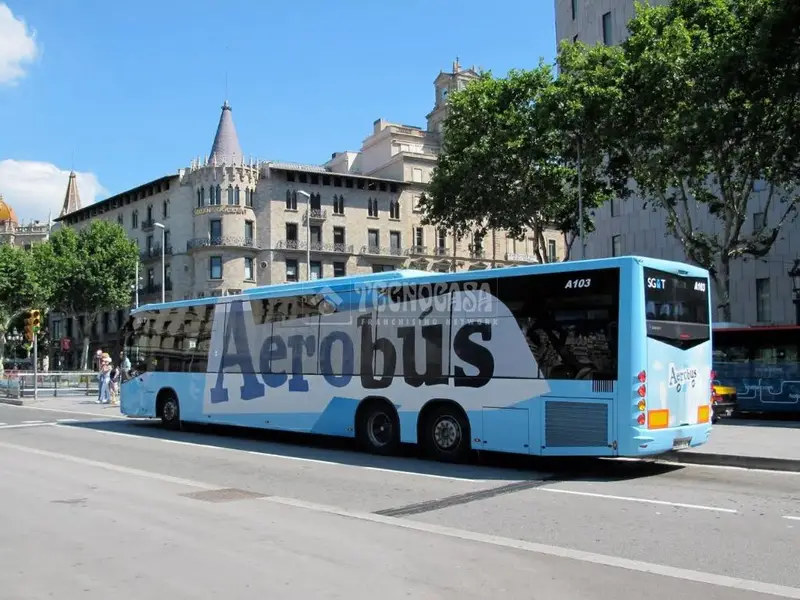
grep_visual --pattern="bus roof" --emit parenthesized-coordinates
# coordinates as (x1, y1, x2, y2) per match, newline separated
(131, 254, 709, 314)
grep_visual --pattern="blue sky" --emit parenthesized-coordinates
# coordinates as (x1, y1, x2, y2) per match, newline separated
(0, 0, 557, 222)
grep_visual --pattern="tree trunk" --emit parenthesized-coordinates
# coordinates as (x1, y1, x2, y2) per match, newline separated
(0, 331, 5, 376)
(563, 232, 576, 262)
(712, 258, 732, 322)
(80, 314, 95, 371)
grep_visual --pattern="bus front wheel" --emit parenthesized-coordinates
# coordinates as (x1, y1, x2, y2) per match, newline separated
(356, 400, 400, 455)
(158, 391, 181, 430)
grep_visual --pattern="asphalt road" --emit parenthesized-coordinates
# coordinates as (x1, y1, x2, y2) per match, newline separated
(0, 403, 798, 600)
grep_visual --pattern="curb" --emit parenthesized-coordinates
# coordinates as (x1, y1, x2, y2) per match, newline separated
(0, 398, 24, 406)
(665, 451, 800, 473)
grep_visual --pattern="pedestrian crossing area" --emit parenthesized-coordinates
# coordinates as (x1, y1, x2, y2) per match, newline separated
(0, 418, 93, 430)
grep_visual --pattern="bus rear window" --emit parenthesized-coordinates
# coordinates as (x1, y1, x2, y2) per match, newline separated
(644, 267, 710, 347)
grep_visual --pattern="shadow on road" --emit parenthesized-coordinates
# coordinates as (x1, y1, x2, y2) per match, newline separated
(61, 418, 684, 483)
(719, 415, 800, 429)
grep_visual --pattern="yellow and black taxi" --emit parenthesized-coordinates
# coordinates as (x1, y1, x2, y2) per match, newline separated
(711, 379, 737, 423)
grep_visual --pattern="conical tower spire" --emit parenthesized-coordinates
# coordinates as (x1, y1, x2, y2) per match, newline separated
(60, 171, 82, 217)
(209, 100, 243, 166)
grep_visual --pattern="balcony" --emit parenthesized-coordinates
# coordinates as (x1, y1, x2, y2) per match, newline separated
(186, 237, 259, 251)
(193, 205, 253, 217)
(433, 246, 450, 257)
(141, 219, 157, 232)
(275, 240, 354, 254)
(505, 252, 539, 263)
(302, 208, 327, 223)
(140, 244, 173, 261)
(360, 245, 407, 260)
(406, 245, 428, 256)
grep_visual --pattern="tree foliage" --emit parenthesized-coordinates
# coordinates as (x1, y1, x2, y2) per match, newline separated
(420, 65, 613, 262)
(45, 220, 139, 369)
(568, 0, 800, 320)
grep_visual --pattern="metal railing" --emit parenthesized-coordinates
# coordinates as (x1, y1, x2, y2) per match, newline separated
(187, 236, 258, 251)
(0, 371, 101, 399)
(360, 245, 406, 257)
(141, 218, 157, 231)
(275, 240, 353, 253)
(140, 244, 173, 261)
(303, 208, 327, 222)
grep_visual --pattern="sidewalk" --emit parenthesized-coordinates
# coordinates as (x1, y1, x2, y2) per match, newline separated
(4, 395, 800, 471)
(668, 419, 800, 472)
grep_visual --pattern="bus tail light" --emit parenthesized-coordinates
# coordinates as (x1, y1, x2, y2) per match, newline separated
(638, 370, 646, 383)
(637, 413, 646, 426)
(637, 400, 646, 412)
(637, 385, 646, 397)
(647, 409, 669, 429)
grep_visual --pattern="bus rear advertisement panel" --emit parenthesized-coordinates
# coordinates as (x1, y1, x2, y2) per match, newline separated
(121, 257, 712, 461)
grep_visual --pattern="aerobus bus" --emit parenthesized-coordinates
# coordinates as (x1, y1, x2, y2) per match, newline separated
(120, 255, 714, 462)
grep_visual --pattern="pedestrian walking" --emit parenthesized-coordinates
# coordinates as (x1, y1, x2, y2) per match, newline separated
(97, 352, 112, 404)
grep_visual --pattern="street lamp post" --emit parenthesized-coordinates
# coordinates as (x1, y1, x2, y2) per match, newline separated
(154, 222, 166, 304)
(297, 190, 311, 280)
(789, 259, 800, 325)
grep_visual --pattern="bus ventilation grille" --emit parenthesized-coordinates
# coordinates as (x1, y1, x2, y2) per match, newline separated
(545, 401, 609, 448)
(592, 380, 615, 393)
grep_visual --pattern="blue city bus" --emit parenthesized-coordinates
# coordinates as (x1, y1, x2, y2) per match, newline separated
(120, 255, 714, 462)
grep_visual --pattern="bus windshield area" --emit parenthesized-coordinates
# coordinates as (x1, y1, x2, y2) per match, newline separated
(644, 267, 710, 348)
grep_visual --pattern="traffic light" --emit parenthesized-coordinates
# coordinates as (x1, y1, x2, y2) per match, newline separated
(31, 309, 41, 335)
(23, 311, 33, 342)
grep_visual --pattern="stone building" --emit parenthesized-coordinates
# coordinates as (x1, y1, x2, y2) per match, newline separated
(0, 195, 51, 248)
(48, 61, 566, 368)
(554, 0, 800, 325)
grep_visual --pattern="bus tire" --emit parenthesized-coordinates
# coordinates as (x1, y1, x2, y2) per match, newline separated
(157, 389, 181, 430)
(356, 399, 400, 455)
(421, 403, 470, 463)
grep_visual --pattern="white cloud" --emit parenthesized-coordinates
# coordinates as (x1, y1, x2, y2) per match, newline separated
(0, 159, 107, 223)
(0, 3, 39, 85)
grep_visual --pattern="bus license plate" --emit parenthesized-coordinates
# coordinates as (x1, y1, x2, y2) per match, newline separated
(672, 437, 691, 451)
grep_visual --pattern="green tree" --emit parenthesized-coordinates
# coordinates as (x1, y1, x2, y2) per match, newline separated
(46, 220, 139, 369)
(573, 0, 800, 320)
(0, 243, 50, 374)
(419, 66, 612, 262)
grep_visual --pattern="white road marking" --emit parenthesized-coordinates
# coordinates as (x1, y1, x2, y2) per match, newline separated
(2, 404, 127, 419)
(782, 516, 800, 522)
(0, 422, 56, 430)
(650, 457, 800, 476)
(55, 424, 498, 484)
(0, 439, 796, 598)
(22, 420, 44, 424)
(540, 487, 738, 514)
(56, 419, 80, 423)
(263, 496, 795, 597)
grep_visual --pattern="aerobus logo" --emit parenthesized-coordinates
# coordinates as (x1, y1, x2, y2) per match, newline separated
(667, 363, 698, 391)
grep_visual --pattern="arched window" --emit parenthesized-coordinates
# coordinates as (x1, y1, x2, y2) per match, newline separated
(389, 199, 400, 219)
(209, 185, 216, 205)
(227, 185, 234, 205)
(215, 185, 222, 205)
(333, 194, 344, 215)
(234, 186, 240, 205)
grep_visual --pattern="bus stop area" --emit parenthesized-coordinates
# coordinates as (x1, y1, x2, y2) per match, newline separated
(2, 391, 799, 472)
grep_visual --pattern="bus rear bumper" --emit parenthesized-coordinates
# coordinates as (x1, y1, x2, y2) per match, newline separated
(624, 423, 712, 457)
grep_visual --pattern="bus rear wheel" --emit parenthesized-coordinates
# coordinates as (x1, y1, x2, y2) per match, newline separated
(357, 400, 400, 455)
(422, 404, 470, 463)
(158, 391, 181, 430)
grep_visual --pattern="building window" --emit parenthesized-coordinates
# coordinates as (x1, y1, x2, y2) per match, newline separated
(333, 194, 345, 215)
(753, 211, 765, 233)
(602, 11, 612, 45)
(548, 239, 558, 261)
(333, 226, 345, 248)
(309, 193, 321, 211)
(197, 187, 205, 208)
(333, 261, 346, 277)
(390, 231, 401, 254)
(372, 264, 394, 273)
(611, 235, 621, 257)
(756, 278, 770, 322)
(368, 198, 378, 217)
(209, 219, 222, 240)
(117, 214, 123, 226)
(215, 185, 222, 205)
(227, 185, 234, 205)
(610, 197, 621, 217)
(437, 228, 447, 252)
(244, 257, 254, 281)
(244, 220, 254, 246)
(165, 264, 172, 290)
(234, 186, 241, 206)
(132, 211, 139, 228)
(310, 261, 322, 280)
(286, 189, 297, 210)
(412, 168, 423, 183)
(209, 256, 222, 280)
(414, 227, 424, 249)
(147, 267, 155, 288)
(571, 0, 577, 20)
(146, 234, 154, 253)
(164, 230, 170, 250)
(286, 223, 298, 242)
(286, 259, 298, 282)
(146, 204, 153, 222)
(412, 194, 422, 212)
(245, 188, 254, 207)
(310, 225, 322, 246)
(389, 199, 400, 220)
(368, 229, 379, 251)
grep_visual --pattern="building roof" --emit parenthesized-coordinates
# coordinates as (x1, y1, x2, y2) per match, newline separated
(266, 161, 407, 184)
(209, 101, 244, 165)
(60, 171, 82, 217)
(0, 194, 18, 224)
